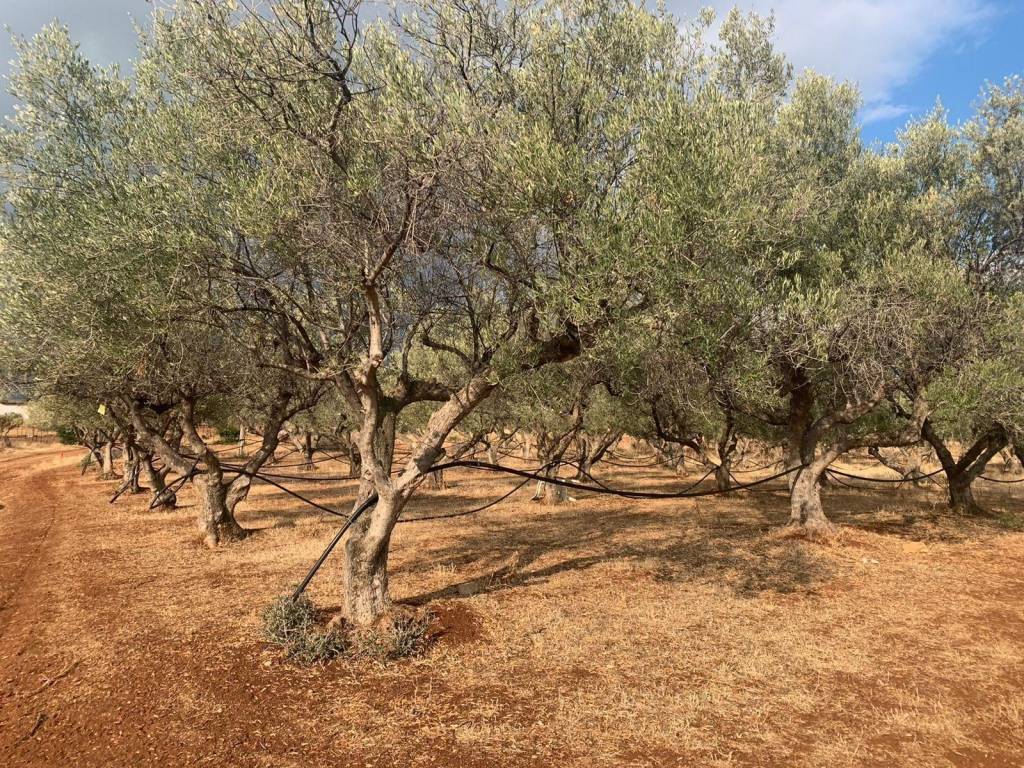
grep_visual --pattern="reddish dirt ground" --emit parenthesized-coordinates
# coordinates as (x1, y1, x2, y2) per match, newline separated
(1, 443, 1023, 767)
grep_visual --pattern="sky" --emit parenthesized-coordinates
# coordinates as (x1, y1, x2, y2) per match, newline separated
(0, 0, 1021, 146)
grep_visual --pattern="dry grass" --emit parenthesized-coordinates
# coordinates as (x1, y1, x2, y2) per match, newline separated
(1, 444, 1022, 767)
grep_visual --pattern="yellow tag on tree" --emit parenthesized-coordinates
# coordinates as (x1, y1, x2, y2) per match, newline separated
(97, 403, 107, 416)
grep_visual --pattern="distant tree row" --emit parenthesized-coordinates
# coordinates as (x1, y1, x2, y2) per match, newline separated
(1, 0, 1021, 627)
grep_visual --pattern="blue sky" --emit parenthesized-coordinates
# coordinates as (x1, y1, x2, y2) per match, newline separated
(665, 0, 1024, 146)
(1, 1, 1021, 145)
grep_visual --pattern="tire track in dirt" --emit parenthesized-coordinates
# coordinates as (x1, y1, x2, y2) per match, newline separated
(0, 449, 68, 641)
(0, 448, 85, 761)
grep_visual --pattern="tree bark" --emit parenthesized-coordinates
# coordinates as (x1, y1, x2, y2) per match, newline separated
(300, 431, 315, 470)
(196, 469, 246, 548)
(139, 454, 176, 509)
(948, 473, 983, 516)
(100, 439, 116, 480)
(788, 449, 840, 537)
(342, 496, 396, 626)
(868, 446, 928, 488)
(783, 365, 814, 492)
(122, 443, 143, 494)
(922, 418, 1005, 515)
(1000, 446, 1022, 474)
(344, 430, 362, 478)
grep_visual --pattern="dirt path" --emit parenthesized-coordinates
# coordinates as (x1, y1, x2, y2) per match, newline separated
(0, 452, 65, 641)
(0, 450, 80, 760)
(1, 443, 1023, 767)
(0, 446, 491, 768)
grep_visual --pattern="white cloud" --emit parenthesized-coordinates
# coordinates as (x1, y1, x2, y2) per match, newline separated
(860, 102, 912, 124)
(667, 1, 995, 117)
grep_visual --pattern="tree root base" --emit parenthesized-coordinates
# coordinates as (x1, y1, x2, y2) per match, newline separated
(783, 519, 840, 541)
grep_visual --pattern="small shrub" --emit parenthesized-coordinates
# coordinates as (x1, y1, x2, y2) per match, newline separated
(216, 426, 240, 443)
(263, 594, 316, 645)
(55, 425, 79, 445)
(351, 609, 433, 661)
(388, 610, 434, 658)
(262, 595, 347, 665)
(261, 596, 433, 665)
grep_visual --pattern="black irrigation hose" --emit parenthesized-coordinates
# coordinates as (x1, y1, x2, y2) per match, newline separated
(427, 459, 803, 499)
(824, 470, 867, 490)
(281, 459, 728, 599)
(731, 460, 784, 474)
(240, 468, 353, 520)
(399, 475, 536, 523)
(291, 492, 378, 601)
(978, 474, 1024, 484)
(603, 451, 673, 469)
(149, 456, 201, 510)
(578, 461, 718, 495)
(215, 450, 789, 508)
(826, 466, 946, 484)
(221, 447, 549, 485)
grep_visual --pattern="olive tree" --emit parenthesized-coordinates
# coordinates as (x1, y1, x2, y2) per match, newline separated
(147, 0, 699, 625)
(898, 81, 1024, 513)
(0, 26, 317, 545)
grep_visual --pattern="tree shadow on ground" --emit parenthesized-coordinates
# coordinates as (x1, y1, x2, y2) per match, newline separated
(400, 496, 837, 605)
(232, 469, 1021, 604)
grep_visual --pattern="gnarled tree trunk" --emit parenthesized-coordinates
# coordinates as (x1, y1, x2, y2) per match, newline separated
(868, 446, 928, 488)
(139, 454, 176, 509)
(788, 447, 841, 537)
(100, 438, 117, 480)
(197, 467, 246, 548)
(922, 419, 1006, 516)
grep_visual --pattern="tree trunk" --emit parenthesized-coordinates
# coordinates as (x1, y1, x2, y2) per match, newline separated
(140, 455, 176, 509)
(521, 433, 534, 460)
(545, 480, 569, 504)
(787, 438, 842, 537)
(788, 463, 837, 537)
(783, 365, 814, 492)
(714, 461, 732, 492)
(868, 446, 928, 488)
(922, 419, 1005, 516)
(342, 502, 395, 627)
(197, 472, 246, 548)
(345, 431, 363, 478)
(123, 446, 143, 494)
(339, 366, 501, 627)
(100, 440, 116, 480)
(1000, 446, 1022, 474)
(574, 455, 592, 481)
(533, 469, 568, 504)
(948, 471, 983, 516)
(714, 418, 737, 492)
(300, 431, 314, 470)
(427, 469, 447, 489)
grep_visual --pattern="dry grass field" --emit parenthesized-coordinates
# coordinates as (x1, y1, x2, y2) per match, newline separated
(2, 442, 1023, 767)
